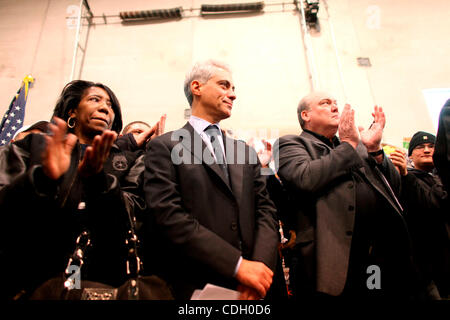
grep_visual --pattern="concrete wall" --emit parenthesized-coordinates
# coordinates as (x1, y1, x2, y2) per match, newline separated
(1, 0, 449, 146)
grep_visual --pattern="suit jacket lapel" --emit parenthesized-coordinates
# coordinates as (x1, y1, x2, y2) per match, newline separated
(355, 144, 404, 215)
(180, 122, 233, 192)
(224, 134, 243, 204)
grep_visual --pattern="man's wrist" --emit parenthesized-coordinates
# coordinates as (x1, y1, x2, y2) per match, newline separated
(233, 256, 243, 277)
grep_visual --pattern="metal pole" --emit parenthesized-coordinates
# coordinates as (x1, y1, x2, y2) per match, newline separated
(297, 0, 319, 91)
(69, 0, 84, 81)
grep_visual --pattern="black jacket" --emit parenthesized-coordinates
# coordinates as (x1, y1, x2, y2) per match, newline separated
(275, 132, 415, 297)
(400, 168, 449, 297)
(143, 123, 278, 299)
(0, 133, 146, 299)
(434, 99, 450, 193)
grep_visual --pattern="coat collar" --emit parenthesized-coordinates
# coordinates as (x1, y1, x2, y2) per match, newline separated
(300, 130, 340, 150)
(302, 129, 340, 149)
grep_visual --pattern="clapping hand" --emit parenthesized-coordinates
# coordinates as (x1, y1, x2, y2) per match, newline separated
(389, 149, 408, 176)
(338, 104, 360, 149)
(42, 117, 78, 180)
(134, 114, 167, 148)
(359, 106, 385, 152)
(78, 130, 117, 177)
(258, 139, 273, 168)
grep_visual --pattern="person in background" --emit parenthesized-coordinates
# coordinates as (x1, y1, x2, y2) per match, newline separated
(118, 116, 166, 152)
(122, 121, 151, 138)
(247, 137, 292, 299)
(389, 131, 449, 299)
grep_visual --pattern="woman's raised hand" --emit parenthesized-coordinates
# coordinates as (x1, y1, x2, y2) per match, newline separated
(78, 130, 117, 177)
(42, 117, 78, 180)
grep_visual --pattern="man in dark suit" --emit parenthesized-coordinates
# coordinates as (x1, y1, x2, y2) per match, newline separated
(143, 60, 279, 300)
(274, 91, 419, 299)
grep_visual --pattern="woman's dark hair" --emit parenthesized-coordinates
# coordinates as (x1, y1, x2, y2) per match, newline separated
(52, 80, 123, 134)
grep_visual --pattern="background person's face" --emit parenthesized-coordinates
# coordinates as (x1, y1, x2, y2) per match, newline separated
(410, 142, 435, 170)
(126, 123, 150, 139)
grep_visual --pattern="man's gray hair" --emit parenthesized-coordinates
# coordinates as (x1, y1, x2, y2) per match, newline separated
(184, 59, 232, 106)
(297, 95, 311, 129)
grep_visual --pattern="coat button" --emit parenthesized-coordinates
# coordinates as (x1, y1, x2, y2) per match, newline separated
(348, 183, 354, 189)
(346, 231, 353, 236)
(231, 222, 238, 231)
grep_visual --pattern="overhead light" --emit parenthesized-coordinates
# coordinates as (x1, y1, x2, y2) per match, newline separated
(119, 7, 183, 21)
(357, 57, 372, 67)
(304, 0, 319, 28)
(200, 2, 265, 15)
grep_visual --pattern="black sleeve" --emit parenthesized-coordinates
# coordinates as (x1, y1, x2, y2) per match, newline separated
(276, 136, 362, 194)
(434, 101, 450, 193)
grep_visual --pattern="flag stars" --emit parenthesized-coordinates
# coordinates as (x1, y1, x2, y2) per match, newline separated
(1, 79, 31, 144)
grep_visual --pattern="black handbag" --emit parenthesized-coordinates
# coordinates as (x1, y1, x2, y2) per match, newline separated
(30, 216, 173, 300)
(30, 273, 174, 300)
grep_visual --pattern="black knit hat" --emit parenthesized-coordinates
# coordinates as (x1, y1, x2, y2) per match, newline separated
(408, 131, 436, 156)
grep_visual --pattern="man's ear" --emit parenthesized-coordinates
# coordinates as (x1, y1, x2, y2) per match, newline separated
(301, 110, 310, 124)
(190, 80, 202, 98)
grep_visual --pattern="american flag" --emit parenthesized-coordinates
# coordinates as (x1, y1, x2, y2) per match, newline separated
(0, 75, 34, 146)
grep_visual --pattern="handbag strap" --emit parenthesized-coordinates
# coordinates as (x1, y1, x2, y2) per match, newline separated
(124, 209, 143, 299)
(62, 208, 143, 296)
(64, 230, 91, 290)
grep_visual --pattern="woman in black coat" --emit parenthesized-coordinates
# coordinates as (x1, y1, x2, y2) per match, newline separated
(0, 80, 147, 299)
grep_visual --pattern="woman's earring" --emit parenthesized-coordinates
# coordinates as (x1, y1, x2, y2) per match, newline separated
(67, 116, 76, 129)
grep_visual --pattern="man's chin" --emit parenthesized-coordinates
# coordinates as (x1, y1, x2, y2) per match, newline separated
(221, 111, 232, 120)
(417, 160, 434, 171)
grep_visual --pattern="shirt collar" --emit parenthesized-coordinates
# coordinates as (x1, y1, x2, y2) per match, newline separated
(189, 115, 222, 137)
(303, 128, 340, 148)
